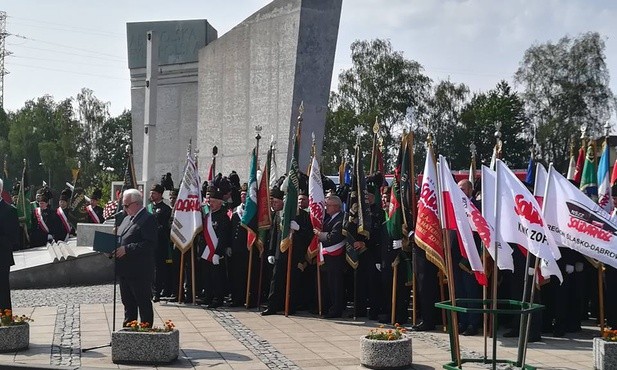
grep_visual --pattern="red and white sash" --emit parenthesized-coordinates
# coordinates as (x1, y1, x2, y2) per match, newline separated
(200, 212, 218, 262)
(56, 207, 72, 234)
(86, 205, 101, 224)
(34, 207, 50, 234)
(320, 240, 345, 257)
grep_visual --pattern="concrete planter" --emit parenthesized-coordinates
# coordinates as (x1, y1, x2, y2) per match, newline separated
(0, 323, 29, 353)
(112, 329, 179, 364)
(594, 337, 617, 370)
(360, 334, 412, 369)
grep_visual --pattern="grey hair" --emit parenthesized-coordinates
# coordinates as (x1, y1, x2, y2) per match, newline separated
(123, 188, 143, 204)
(326, 195, 342, 209)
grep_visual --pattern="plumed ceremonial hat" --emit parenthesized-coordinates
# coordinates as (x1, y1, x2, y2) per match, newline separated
(150, 183, 165, 194)
(60, 188, 72, 202)
(91, 188, 102, 200)
(270, 186, 284, 200)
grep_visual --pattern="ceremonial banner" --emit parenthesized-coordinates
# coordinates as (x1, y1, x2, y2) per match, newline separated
(400, 132, 415, 236)
(414, 144, 445, 273)
(611, 157, 617, 187)
(344, 144, 371, 269)
(308, 155, 325, 259)
(480, 166, 514, 271)
(495, 160, 562, 282)
(545, 167, 617, 269)
(525, 155, 535, 186)
(256, 147, 272, 254)
(439, 156, 487, 286)
(534, 163, 548, 204)
(573, 145, 585, 184)
(171, 153, 203, 253)
(580, 143, 598, 197)
(115, 153, 138, 226)
(597, 141, 612, 213)
(567, 151, 577, 180)
(16, 160, 34, 231)
(280, 134, 299, 253)
(201, 212, 217, 261)
(241, 148, 258, 249)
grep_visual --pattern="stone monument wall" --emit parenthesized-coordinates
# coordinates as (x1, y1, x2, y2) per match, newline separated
(196, 0, 342, 179)
(127, 20, 217, 183)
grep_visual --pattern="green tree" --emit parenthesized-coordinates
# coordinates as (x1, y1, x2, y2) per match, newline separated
(324, 39, 432, 173)
(415, 80, 469, 169)
(514, 32, 615, 171)
(95, 110, 132, 178)
(76, 88, 110, 184)
(459, 81, 531, 169)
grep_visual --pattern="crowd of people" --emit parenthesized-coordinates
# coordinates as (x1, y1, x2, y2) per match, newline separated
(2, 165, 616, 340)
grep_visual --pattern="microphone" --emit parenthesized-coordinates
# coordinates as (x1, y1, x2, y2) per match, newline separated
(112, 210, 124, 218)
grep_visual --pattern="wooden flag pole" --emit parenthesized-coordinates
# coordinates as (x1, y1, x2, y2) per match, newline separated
(317, 260, 323, 316)
(177, 251, 185, 304)
(391, 261, 398, 325)
(284, 234, 294, 317)
(599, 263, 605, 336)
(191, 249, 196, 305)
(245, 246, 254, 308)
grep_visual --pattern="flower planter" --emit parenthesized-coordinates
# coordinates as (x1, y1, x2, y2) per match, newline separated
(594, 337, 617, 370)
(111, 329, 179, 364)
(0, 323, 29, 353)
(360, 334, 412, 369)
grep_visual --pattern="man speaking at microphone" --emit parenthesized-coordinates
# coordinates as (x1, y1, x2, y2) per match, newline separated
(114, 188, 157, 327)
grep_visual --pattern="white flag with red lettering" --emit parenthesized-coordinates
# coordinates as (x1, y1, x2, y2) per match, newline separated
(480, 166, 514, 271)
(439, 156, 487, 286)
(496, 160, 562, 282)
(170, 154, 203, 253)
(545, 166, 617, 269)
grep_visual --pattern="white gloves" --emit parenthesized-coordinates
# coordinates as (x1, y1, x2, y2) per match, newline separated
(317, 232, 327, 242)
(393, 240, 403, 250)
(47, 234, 54, 241)
(268, 256, 275, 265)
(212, 254, 220, 265)
(375, 263, 381, 272)
(226, 248, 232, 257)
(565, 264, 575, 274)
(575, 262, 584, 272)
(527, 267, 535, 276)
(290, 220, 299, 231)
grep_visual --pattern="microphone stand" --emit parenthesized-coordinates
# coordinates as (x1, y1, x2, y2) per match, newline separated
(82, 213, 121, 352)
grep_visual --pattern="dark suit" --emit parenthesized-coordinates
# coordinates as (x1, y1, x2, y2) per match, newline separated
(117, 207, 157, 326)
(0, 199, 19, 309)
(29, 207, 63, 247)
(148, 201, 172, 298)
(266, 209, 312, 313)
(320, 211, 345, 317)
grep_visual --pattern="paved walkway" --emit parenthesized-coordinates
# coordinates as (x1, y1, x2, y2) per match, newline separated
(0, 285, 597, 369)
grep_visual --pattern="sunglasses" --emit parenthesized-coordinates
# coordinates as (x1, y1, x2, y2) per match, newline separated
(122, 201, 137, 208)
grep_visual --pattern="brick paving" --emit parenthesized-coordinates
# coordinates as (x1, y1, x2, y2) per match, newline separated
(0, 284, 597, 369)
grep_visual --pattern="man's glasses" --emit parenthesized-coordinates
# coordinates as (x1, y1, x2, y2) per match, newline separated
(122, 201, 136, 208)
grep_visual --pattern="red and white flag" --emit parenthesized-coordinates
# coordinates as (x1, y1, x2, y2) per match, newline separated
(308, 156, 325, 259)
(414, 145, 445, 273)
(439, 156, 487, 286)
(480, 166, 514, 271)
(495, 160, 562, 282)
(171, 153, 203, 254)
(545, 166, 617, 269)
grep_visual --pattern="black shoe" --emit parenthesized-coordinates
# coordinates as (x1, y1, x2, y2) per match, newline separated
(462, 325, 478, 336)
(168, 296, 178, 303)
(152, 295, 160, 303)
(207, 300, 222, 309)
(503, 330, 519, 338)
(324, 312, 342, 319)
(528, 336, 542, 343)
(411, 322, 435, 332)
(261, 308, 277, 316)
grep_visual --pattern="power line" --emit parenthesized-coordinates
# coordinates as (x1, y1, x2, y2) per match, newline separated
(7, 15, 124, 38)
(8, 62, 129, 81)
(8, 54, 125, 67)
(7, 43, 126, 63)
(12, 34, 125, 60)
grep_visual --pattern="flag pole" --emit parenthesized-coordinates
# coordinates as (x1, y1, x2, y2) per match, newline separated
(178, 251, 185, 304)
(245, 126, 262, 308)
(370, 117, 379, 174)
(491, 123, 503, 370)
(435, 155, 461, 367)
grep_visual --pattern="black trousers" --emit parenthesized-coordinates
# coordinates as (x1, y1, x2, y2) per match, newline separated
(355, 251, 381, 317)
(415, 249, 439, 326)
(324, 254, 345, 315)
(119, 276, 153, 326)
(267, 253, 301, 312)
(0, 266, 11, 310)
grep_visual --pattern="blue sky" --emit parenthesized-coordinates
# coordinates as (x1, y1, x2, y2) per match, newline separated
(2, 0, 616, 125)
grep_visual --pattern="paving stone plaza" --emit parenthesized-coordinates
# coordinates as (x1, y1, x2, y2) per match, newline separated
(1, 284, 597, 369)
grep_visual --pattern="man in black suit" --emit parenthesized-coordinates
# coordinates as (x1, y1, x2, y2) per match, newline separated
(115, 188, 157, 327)
(147, 184, 172, 302)
(314, 195, 345, 318)
(1, 178, 20, 310)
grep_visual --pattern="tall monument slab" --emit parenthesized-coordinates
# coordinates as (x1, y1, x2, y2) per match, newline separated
(127, 20, 217, 182)
(196, 0, 342, 178)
